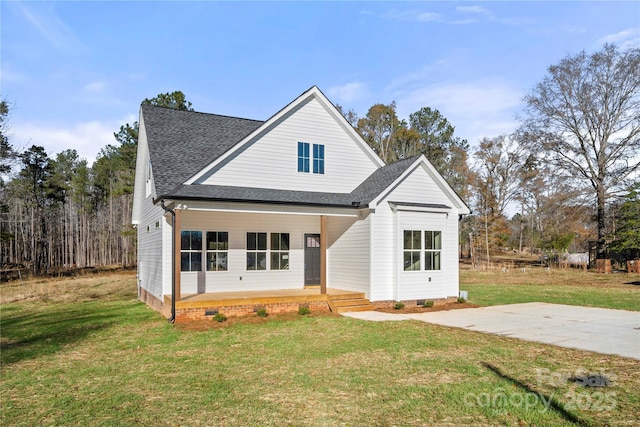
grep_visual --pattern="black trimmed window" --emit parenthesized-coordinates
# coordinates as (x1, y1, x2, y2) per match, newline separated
(271, 233, 290, 270)
(298, 142, 310, 173)
(424, 231, 442, 270)
(313, 144, 324, 174)
(403, 230, 421, 271)
(247, 232, 267, 270)
(180, 231, 202, 272)
(206, 232, 228, 271)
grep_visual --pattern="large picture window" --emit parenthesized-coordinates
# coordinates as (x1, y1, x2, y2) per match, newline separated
(271, 233, 290, 270)
(180, 231, 202, 272)
(247, 232, 267, 270)
(403, 230, 421, 271)
(424, 231, 442, 270)
(206, 231, 228, 271)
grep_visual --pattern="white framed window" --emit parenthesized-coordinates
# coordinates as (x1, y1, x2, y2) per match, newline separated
(403, 230, 442, 271)
(424, 231, 442, 270)
(180, 231, 202, 272)
(298, 142, 310, 173)
(403, 230, 421, 271)
(206, 232, 228, 271)
(247, 232, 267, 270)
(312, 144, 324, 174)
(270, 233, 290, 270)
(145, 159, 152, 197)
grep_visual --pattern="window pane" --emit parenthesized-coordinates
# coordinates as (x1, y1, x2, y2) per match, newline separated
(271, 233, 279, 250)
(404, 251, 420, 271)
(247, 253, 256, 270)
(433, 251, 441, 270)
(298, 142, 304, 157)
(219, 232, 228, 250)
(426, 231, 435, 250)
(247, 233, 256, 250)
(298, 157, 304, 172)
(280, 233, 289, 250)
(207, 252, 227, 271)
(303, 158, 309, 172)
(318, 159, 324, 174)
(425, 252, 433, 270)
(181, 253, 190, 271)
(191, 231, 202, 250)
(404, 230, 413, 250)
(434, 231, 442, 250)
(181, 231, 190, 250)
(412, 231, 421, 250)
(256, 252, 267, 270)
(257, 233, 267, 250)
(191, 252, 201, 271)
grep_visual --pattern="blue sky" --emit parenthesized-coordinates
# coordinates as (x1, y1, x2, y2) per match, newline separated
(2, 1, 639, 166)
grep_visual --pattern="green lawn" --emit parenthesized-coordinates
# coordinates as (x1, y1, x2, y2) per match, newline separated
(461, 268, 640, 311)
(1, 271, 639, 426)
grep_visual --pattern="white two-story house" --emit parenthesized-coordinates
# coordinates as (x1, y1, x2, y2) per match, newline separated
(132, 86, 470, 322)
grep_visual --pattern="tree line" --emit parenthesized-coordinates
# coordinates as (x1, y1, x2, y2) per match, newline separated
(1, 44, 638, 276)
(0, 93, 192, 276)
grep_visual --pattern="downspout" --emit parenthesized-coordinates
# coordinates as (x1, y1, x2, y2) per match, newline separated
(160, 199, 176, 323)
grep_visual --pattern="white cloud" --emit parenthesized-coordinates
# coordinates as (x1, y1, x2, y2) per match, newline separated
(598, 28, 640, 50)
(327, 82, 369, 103)
(416, 12, 441, 22)
(456, 6, 490, 15)
(393, 80, 524, 145)
(11, 116, 136, 167)
(83, 81, 106, 93)
(14, 2, 87, 53)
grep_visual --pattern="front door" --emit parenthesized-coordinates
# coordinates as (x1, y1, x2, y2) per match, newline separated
(304, 234, 321, 285)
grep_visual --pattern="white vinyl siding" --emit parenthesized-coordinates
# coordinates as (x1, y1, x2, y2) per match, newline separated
(178, 209, 319, 294)
(326, 215, 371, 295)
(136, 198, 165, 299)
(370, 164, 461, 302)
(198, 97, 379, 193)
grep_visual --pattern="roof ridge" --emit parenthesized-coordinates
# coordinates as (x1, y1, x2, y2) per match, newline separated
(140, 103, 264, 123)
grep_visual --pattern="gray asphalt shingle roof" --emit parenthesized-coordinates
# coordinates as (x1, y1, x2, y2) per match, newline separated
(143, 104, 419, 208)
(142, 104, 263, 197)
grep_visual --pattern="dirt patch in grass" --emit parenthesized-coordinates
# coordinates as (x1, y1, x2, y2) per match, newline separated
(377, 301, 480, 314)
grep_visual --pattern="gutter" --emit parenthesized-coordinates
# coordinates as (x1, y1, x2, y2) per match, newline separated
(160, 199, 176, 323)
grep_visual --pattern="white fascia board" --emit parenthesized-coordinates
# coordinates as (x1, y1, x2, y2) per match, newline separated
(185, 86, 384, 185)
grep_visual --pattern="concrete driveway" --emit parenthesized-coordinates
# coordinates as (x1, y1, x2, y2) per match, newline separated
(342, 303, 640, 360)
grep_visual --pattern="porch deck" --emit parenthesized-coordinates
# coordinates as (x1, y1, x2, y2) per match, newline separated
(163, 287, 372, 321)
(168, 287, 361, 308)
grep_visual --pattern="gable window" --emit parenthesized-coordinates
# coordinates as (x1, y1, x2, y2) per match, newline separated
(181, 231, 202, 272)
(271, 233, 290, 270)
(424, 231, 442, 270)
(403, 230, 421, 271)
(313, 144, 325, 174)
(206, 232, 228, 271)
(247, 232, 267, 270)
(145, 159, 152, 197)
(297, 142, 310, 173)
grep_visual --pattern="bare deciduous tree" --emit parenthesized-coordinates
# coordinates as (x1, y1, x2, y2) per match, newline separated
(519, 44, 640, 257)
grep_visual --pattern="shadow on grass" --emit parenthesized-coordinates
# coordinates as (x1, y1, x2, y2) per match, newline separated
(623, 281, 640, 286)
(481, 362, 589, 426)
(1, 302, 133, 365)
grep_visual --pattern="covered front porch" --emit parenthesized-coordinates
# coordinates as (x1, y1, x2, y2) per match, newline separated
(163, 287, 373, 322)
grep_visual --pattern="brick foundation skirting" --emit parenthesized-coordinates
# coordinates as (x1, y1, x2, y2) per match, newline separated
(372, 296, 458, 309)
(139, 287, 171, 319)
(174, 300, 329, 323)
